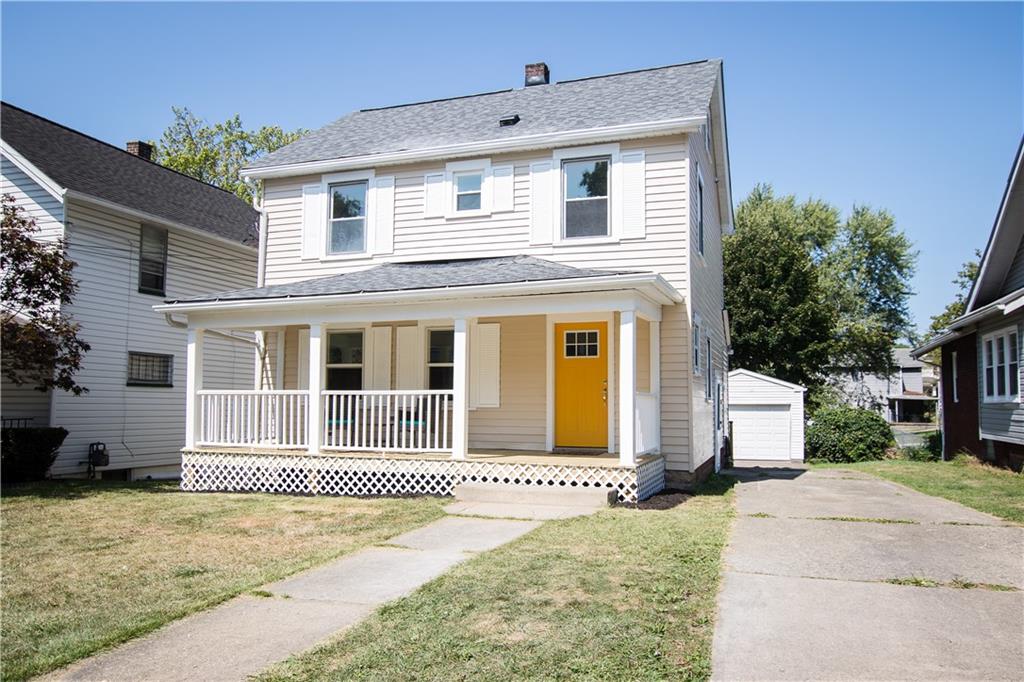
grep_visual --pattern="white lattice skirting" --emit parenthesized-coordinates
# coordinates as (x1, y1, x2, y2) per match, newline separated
(180, 451, 666, 503)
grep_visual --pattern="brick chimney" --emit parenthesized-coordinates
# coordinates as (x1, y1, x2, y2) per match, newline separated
(126, 140, 154, 161)
(524, 62, 550, 87)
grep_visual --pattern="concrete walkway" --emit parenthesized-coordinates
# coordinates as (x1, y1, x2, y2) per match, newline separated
(712, 466, 1024, 681)
(45, 516, 540, 682)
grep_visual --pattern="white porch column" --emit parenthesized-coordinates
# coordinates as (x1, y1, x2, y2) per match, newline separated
(185, 328, 205, 449)
(452, 318, 470, 460)
(650, 319, 661, 450)
(307, 324, 324, 454)
(619, 311, 637, 465)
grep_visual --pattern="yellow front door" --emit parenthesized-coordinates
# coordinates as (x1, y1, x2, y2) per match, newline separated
(554, 322, 608, 448)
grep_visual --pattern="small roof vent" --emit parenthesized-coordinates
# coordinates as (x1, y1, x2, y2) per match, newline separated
(498, 114, 520, 128)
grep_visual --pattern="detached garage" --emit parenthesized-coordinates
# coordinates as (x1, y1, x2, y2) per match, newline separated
(728, 369, 806, 462)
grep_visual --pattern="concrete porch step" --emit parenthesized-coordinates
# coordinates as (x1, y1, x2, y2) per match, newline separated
(450, 482, 617, 520)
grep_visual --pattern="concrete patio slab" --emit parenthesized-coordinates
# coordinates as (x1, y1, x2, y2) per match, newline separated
(713, 572, 1024, 681)
(388, 515, 541, 551)
(730, 516, 1024, 588)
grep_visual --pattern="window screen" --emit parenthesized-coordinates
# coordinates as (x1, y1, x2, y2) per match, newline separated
(127, 352, 173, 386)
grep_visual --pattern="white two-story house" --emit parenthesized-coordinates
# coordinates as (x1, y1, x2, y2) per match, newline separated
(157, 61, 733, 501)
(1, 102, 259, 479)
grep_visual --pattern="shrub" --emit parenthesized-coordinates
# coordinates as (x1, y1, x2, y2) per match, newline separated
(1, 427, 68, 483)
(806, 406, 893, 462)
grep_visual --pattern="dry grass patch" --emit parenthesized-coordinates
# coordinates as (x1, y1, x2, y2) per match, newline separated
(257, 476, 736, 681)
(0, 481, 445, 681)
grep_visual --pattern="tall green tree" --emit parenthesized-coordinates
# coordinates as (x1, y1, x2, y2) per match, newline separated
(1, 195, 90, 395)
(152, 107, 307, 205)
(927, 252, 981, 337)
(724, 185, 835, 389)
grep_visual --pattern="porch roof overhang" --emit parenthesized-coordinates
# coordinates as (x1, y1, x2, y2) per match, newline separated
(155, 256, 681, 328)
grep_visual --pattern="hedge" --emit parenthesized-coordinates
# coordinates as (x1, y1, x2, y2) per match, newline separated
(1, 427, 68, 483)
(806, 406, 893, 462)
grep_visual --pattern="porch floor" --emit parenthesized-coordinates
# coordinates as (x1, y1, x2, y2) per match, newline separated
(190, 447, 657, 469)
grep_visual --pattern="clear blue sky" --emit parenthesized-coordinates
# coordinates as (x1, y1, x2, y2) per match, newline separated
(3, 2, 1021, 336)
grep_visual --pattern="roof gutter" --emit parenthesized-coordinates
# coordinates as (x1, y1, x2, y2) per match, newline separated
(911, 289, 1024, 357)
(155, 272, 682, 314)
(240, 116, 705, 180)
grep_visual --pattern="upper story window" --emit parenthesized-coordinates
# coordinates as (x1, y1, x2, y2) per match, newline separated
(982, 327, 1019, 402)
(454, 172, 483, 212)
(139, 225, 168, 296)
(427, 328, 454, 390)
(326, 330, 363, 390)
(328, 181, 367, 254)
(562, 156, 609, 239)
(696, 163, 705, 257)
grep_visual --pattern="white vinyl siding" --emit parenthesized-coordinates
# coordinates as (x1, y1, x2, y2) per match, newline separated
(261, 133, 701, 470)
(1, 154, 64, 243)
(48, 199, 257, 475)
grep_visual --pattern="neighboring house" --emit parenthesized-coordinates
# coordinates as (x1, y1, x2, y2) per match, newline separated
(832, 349, 939, 423)
(914, 137, 1024, 471)
(157, 60, 733, 502)
(0, 102, 259, 479)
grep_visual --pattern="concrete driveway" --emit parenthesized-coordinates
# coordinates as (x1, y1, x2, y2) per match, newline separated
(712, 465, 1024, 681)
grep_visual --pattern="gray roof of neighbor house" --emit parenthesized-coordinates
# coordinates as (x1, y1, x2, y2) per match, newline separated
(894, 348, 926, 369)
(247, 60, 721, 169)
(1, 102, 259, 245)
(165, 255, 638, 304)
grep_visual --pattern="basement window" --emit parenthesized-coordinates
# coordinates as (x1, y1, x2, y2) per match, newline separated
(127, 352, 173, 387)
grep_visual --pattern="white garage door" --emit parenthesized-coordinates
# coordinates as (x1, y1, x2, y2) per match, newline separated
(732, 404, 791, 460)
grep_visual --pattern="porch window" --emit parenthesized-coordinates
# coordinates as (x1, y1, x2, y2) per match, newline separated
(127, 351, 173, 387)
(982, 328, 1019, 402)
(427, 329, 454, 390)
(328, 181, 367, 254)
(562, 157, 609, 238)
(453, 171, 482, 212)
(326, 331, 363, 390)
(138, 225, 168, 296)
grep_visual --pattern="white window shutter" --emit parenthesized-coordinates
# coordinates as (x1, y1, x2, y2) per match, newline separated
(373, 176, 395, 255)
(423, 173, 445, 218)
(297, 329, 310, 390)
(492, 165, 514, 213)
(368, 327, 392, 389)
(470, 323, 500, 408)
(620, 151, 646, 238)
(301, 184, 323, 260)
(529, 161, 553, 245)
(395, 325, 423, 389)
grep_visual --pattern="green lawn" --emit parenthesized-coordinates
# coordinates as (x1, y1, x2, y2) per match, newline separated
(257, 477, 736, 682)
(812, 456, 1024, 524)
(0, 481, 445, 681)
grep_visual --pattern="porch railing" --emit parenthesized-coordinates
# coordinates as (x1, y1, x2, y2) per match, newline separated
(635, 392, 660, 455)
(321, 390, 454, 452)
(197, 390, 308, 448)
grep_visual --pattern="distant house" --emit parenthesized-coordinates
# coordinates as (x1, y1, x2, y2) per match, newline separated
(831, 349, 939, 424)
(914, 137, 1024, 471)
(1, 102, 259, 479)
(155, 60, 734, 502)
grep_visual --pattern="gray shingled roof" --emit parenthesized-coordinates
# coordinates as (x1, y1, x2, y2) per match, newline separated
(166, 255, 638, 304)
(1, 102, 258, 245)
(248, 60, 720, 169)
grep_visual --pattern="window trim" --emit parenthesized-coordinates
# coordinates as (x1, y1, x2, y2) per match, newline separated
(126, 351, 174, 387)
(138, 225, 168, 297)
(426, 327, 455, 390)
(325, 328, 365, 391)
(444, 158, 491, 218)
(551, 143, 621, 246)
(319, 169, 375, 261)
(981, 327, 1019, 403)
(560, 155, 611, 241)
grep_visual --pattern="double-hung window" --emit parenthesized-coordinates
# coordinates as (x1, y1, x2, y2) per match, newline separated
(328, 181, 367, 254)
(427, 329, 454, 390)
(562, 156, 610, 238)
(692, 318, 702, 375)
(326, 331, 363, 390)
(453, 172, 483, 212)
(139, 225, 168, 296)
(982, 328, 1019, 402)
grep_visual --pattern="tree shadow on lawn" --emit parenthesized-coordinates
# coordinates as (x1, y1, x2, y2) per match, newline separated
(1, 478, 181, 500)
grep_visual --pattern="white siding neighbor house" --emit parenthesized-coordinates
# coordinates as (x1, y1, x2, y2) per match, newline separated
(728, 369, 805, 462)
(1, 103, 259, 479)
(157, 61, 734, 501)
